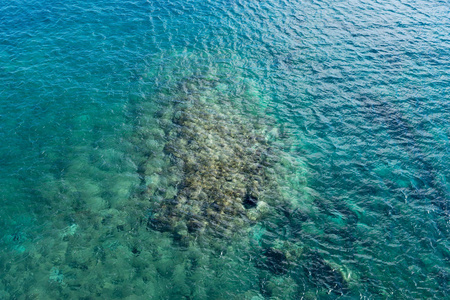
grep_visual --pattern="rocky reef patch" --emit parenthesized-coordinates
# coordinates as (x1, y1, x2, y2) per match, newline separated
(136, 76, 280, 244)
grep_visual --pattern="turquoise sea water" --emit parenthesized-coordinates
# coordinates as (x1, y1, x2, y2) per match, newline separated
(1, 0, 449, 298)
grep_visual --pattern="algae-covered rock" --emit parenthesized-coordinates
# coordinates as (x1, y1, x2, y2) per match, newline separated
(138, 76, 282, 242)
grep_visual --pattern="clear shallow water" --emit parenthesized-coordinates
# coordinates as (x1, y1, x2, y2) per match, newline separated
(0, 0, 449, 299)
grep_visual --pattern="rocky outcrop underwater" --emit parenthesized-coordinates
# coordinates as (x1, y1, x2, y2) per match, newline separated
(134, 76, 281, 245)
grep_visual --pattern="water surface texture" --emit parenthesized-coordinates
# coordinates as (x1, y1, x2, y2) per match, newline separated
(1, 0, 449, 299)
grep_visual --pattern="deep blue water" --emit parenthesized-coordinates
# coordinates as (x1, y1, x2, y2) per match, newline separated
(1, 0, 449, 299)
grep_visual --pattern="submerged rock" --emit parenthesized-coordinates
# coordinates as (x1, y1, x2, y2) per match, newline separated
(139, 76, 280, 242)
(301, 251, 348, 295)
(256, 239, 304, 275)
(263, 248, 289, 275)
